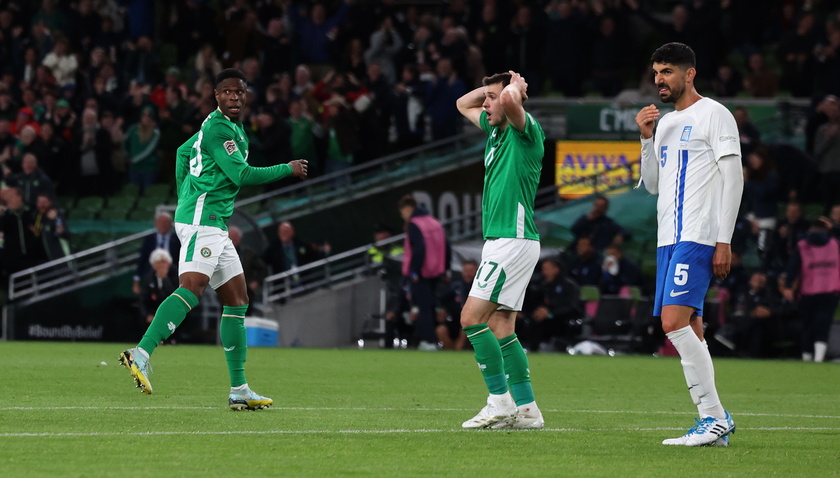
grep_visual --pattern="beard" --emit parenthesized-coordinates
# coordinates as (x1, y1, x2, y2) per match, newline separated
(659, 83, 683, 104)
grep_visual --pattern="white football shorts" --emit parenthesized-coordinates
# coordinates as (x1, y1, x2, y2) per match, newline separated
(468, 237, 540, 311)
(175, 223, 244, 290)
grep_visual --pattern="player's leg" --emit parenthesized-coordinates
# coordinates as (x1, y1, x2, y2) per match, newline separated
(120, 224, 212, 394)
(461, 238, 540, 429)
(411, 277, 439, 349)
(460, 295, 517, 428)
(799, 295, 815, 361)
(491, 310, 544, 429)
(813, 294, 838, 363)
(214, 242, 272, 411)
(660, 242, 733, 446)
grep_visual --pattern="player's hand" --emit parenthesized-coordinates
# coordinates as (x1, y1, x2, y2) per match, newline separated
(712, 242, 731, 280)
(508, 70, 528, 100)
(635, 104, 659, 139)
(289, 159, 308, 178)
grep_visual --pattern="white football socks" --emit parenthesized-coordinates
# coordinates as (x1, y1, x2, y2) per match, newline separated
(814, 341, 828, 363)
(666, 325, 726, 419)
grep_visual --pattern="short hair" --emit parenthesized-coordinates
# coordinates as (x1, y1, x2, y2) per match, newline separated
(397, 194, 417, 209)
(650, 42, 696, 69)
(482, 72, 511, 88)
(215, 68, 247, 88)
(462, 259, 479, 268)
(149, 248, 173, 266)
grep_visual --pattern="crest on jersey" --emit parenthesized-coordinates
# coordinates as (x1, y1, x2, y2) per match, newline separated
(680, 126, 692, 142)
(200, 247, 212, 258)
(223, 140, 238, 155)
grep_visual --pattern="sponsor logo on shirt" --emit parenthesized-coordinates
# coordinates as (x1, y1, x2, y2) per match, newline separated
(718, 135, 737, 143)
(680, 126, 693, 142)
(223, 140, 238, 155)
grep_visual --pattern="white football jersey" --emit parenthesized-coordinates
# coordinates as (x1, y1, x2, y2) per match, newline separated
(649, 98, 741, 247)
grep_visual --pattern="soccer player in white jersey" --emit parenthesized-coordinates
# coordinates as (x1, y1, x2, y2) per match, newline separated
(456, 71, 545, 429)
(635, 43, 742, 446)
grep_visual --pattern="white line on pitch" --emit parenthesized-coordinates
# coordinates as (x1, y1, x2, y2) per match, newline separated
(1, 427, 839, 439)
(2, 406, 839, 420)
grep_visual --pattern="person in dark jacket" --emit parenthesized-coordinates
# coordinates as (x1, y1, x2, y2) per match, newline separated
(0, 187, 45, 287)
(262, 221, 325, 286)
(3, 153, 56, 209)
(570, 195, 630, 252)
(566, 236, 603, 287)
(522, 258, 582, 352)
(31, 193, 69, 261)
(599, 244, 644, 295)
(716, 270, 787, 358)
(133, 211, 181, 295)
(139, 248, 179, 340)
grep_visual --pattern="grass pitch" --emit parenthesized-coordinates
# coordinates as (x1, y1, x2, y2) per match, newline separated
(1, 342, 838, 477)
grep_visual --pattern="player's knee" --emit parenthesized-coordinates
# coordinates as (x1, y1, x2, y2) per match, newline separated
(661, 315, 689, 334)
(460, 313, 479, 328)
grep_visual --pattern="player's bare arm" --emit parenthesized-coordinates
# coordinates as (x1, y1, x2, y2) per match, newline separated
(289, 159, 308, 178)
(635, 104, 660, 139)
(456, 87, 485, 128)
(500, 71, 527, 131)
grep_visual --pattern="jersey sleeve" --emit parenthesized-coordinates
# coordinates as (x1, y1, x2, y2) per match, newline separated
(709, 105, 741, 161)
(509, 112, 545, 145)
(175, 132, 199, 195)
(204, 122, 293, 186)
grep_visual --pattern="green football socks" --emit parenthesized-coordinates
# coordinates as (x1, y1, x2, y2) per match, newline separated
(464, 324, 508, 395)
(499, 334, 536, 406)
(137, 287, 199, 356)
(220, 305, 249, 387)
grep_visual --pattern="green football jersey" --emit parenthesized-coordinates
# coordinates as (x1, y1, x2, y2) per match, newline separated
(478, 110, 544, 240)
(174, 109, 293, 230)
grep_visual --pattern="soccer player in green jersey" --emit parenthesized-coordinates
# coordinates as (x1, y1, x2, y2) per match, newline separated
(119, 69, 308, 410)
(455, 71, 545, 428)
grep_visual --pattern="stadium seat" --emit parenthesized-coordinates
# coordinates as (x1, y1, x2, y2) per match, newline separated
(99, 208, 127, 221)
(118, 183, 141, 199)
(135, 196, 165, 211)
(144, 183, 172, 199)
(127, 209, 155, 222)
(57, 195, 76, 209)
(68, 209, 98, 220)
(590, 296, 634, 336)
(580, 285, 600, 318)
(583, 295, 636, 352)
(76, 196, 105, 212)
(106, 194, 136, 211)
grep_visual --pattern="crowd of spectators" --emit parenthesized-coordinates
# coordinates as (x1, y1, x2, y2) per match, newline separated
(1, 1, 840, 353)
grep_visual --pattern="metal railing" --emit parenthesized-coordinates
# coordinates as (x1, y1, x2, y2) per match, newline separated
(8, 230, 148, 306)
(5, 131, 485, 306)
(236, 131, 485, 225)
(262, 209, 484, 303)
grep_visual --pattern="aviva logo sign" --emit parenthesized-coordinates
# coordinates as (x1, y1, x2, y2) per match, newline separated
(555, 141, 641, 199)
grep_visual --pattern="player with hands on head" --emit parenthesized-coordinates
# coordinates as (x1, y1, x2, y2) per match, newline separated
(455, 70, 545, 429)
(635, 42, 743, 446)
(120, 68, 308, 410)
